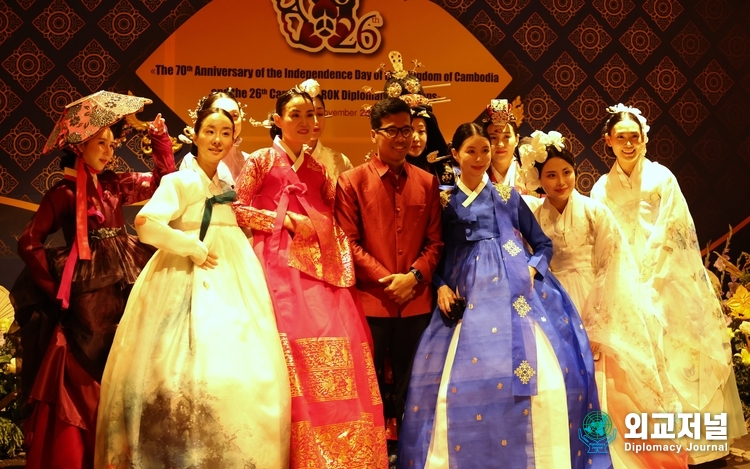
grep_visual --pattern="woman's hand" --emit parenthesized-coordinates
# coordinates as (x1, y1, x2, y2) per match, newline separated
(437, 285, 457, 317)
(195, 252, 218, 269)
(150, 113, 166, 135)
(283, 214, 296, 233)
(528, 266, 537, 290)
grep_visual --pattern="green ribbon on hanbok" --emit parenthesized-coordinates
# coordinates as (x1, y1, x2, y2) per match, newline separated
(199, 190, 236, 241)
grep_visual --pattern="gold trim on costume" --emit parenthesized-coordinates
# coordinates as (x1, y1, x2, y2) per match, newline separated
(290, 413, 388, 469)
(503, 239, 522, 257)
(513, 295, 531, 317)
(514, 360, 536, 385)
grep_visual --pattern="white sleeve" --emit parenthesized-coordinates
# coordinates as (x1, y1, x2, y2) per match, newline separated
(135, 173, 208, 264)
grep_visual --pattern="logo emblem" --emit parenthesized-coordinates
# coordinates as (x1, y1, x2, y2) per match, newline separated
(272, 0, 383, 54)
(578, 411, 617, 453)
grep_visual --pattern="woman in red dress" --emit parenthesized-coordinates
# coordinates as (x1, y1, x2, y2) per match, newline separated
(233, 85, 387, 468)
(11, 91, 174, 469)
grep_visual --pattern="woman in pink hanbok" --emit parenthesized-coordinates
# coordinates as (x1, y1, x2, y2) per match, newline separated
(233, 83, 387, 469)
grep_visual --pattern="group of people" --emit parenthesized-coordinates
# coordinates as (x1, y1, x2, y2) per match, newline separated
(8, 54, 746, 469)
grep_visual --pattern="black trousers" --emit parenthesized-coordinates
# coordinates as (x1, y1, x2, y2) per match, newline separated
(366, 313, 431, 434)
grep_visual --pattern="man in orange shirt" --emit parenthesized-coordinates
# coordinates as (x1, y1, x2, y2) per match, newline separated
(335, 98, 443, 456)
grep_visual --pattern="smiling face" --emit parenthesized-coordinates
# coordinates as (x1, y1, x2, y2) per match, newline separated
(605, 118, 644, 172)
(487, 122, 518, 166)
(452, 134, 491, 181)
(408, 117, 427, 157)
(211, 96, 242, 139)
(274, 95, 314, 150)
(194, 112, 234, 166)
(80, 127, 116, 173)
(311, 96, 326, 143)
(372, 111, 412, 167)
(539, 156, 575, 208)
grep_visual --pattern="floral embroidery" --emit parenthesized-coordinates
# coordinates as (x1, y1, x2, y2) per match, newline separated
(514, 360, 536, 384)
(493, 183, 512, 203)
(440, 189, 452, 208)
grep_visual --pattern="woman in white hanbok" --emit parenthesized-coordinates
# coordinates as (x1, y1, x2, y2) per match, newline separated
(591, 105, 746, 465)
(521, 130, 686, 468)
(94, 108, 291, 468)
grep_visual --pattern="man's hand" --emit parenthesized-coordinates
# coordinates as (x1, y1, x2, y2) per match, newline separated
(379, 273, 418, 305)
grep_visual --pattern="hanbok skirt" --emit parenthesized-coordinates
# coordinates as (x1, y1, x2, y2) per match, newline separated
(95, 223, 291, 468)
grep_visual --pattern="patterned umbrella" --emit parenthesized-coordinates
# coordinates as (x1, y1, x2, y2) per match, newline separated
(43, 90, 152, 154)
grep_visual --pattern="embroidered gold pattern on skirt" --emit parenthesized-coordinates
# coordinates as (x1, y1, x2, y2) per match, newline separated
(291, 337, 358, 402)
(280, 333, 304, 397)
(290, 413, 388, 469)
(361, 342, 383, 406)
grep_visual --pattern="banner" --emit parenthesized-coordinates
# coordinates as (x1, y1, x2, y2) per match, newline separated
(137, 0, 511, 163)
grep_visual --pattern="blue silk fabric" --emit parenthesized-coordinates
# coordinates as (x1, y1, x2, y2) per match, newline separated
(398, 184, 612, 469)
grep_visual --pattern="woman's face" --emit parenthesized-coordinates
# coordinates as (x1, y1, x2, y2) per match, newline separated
(452, 134, 491, 180)
(539, 156, 575, 206)
(311, 97, 326, 142)
(487, 123, 518, 166)
(194, 112, 234, 166)
(409, 117, 427, 157)
(605, 118, 644, 169)
(80, 127, 116, 173)
(273, 95, 314, 147)
(212, 96, 242, 139)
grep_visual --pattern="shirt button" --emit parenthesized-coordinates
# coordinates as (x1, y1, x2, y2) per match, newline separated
(397, 227, 403, 233)
(398, 250, 404, 255)
(396, 207, 401, 212)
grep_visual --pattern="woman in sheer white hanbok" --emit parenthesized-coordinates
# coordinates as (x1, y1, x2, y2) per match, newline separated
(95, 108, 290, 468)
(591, 105, 746, 465)
(520, 130, 686, 468)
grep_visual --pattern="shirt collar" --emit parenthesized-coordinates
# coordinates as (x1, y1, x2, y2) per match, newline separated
(457, 173, 489, 207)
(372, 154, 409, 178)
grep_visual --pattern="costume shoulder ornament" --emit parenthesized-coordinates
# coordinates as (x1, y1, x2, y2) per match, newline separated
(493, 183, 512, 204)
(439, 188, 453, 208)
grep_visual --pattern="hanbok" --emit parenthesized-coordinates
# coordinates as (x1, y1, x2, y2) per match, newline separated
(95, 163, 290, 468)
(11, 131, 174, 469)
(533, 189, 685, 468)
(233, 136, 387, 468)
(591, 157, 746, 464)
(398, 175, 612, 469)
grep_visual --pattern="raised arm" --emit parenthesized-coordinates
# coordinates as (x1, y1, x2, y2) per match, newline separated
(118, 115, 176, 205)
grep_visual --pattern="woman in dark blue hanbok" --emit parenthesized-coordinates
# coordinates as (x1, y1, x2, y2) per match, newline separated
(398, 123, 612, 469)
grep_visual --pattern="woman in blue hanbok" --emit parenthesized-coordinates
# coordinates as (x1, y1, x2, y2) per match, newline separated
(398, 123, 612, 469)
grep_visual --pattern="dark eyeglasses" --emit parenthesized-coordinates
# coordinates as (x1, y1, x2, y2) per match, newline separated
(376, 126, 414, 139)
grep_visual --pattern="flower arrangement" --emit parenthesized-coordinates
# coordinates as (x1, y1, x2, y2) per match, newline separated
(517, 130, 564, 192)
(706, 231, 750, 422)
(0, 317, 22, 458)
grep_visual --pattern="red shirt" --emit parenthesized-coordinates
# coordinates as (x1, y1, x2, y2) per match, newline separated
(335, 156, 443, 318)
